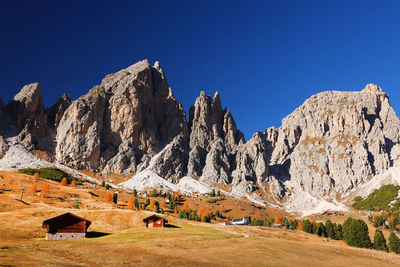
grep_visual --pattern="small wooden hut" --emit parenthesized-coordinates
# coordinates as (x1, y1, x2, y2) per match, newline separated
(143, 214, 168, 228)
(42, 212, 91, 240)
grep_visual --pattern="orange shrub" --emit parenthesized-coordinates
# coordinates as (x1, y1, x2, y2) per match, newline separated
(127, 196, 134, 210)
(161, 199, 166, 207)
(33, 172, 39, 181)
(174, 206, 178, 214)
(149, 199, 155, 211)
(182, 201, 190, 211)
(41, 183, 50, 198)
(298, 221, 304, 231)
(71, 180, 77, 187)
(274, 216, 282, 225)
(105, 192, 112, 202)
(60, 177, 68, 186)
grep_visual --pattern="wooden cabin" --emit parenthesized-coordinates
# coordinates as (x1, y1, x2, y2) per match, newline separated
(143, 214, 168, 228)
(42, 212, 91, 240)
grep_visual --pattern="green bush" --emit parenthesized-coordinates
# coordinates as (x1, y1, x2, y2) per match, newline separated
(374, 229, 388, 252)
(19, 168, 82, 184)
(352, 184, 400, 211)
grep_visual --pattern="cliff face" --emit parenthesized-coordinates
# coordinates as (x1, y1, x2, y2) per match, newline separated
(55, 60, 188, 176)
(2, 60, 400, 208)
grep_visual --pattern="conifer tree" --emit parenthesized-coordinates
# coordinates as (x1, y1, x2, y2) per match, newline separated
(316, 222, 327, 237)
(389, 231, 400, 254)
(302, 220, 313, 234)
(325, 220, 334, 239)
(374, 229, 389, 252)
(134, 198, 139, 209)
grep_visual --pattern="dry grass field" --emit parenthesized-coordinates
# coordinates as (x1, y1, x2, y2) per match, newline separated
(1, 171, 400, 266)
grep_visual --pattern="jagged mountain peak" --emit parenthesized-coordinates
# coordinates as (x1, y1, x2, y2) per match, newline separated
(362, 83, 382, 93)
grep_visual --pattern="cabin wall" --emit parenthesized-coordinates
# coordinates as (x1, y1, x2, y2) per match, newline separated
(46, 233, 86, 240)
(145, 218, 164, 228)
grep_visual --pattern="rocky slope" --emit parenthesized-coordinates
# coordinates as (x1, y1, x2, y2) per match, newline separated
(1, 60, 400, 214)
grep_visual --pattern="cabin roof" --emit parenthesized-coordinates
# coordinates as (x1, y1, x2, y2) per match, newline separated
(143, 214, 168, 223)
(42, 212, 92, 229)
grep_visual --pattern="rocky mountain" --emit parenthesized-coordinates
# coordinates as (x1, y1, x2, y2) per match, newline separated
(1, 59, 400, 214)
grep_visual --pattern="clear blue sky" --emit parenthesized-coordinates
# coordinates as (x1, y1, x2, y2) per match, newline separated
(1, 0, 400, 140)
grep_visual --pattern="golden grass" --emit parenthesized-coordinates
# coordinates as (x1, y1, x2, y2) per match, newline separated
(1, 171, 400, 266)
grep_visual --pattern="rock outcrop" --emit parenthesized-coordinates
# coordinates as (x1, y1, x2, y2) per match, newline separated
(188, 91, 244, 180)
(6, 83, 49, 150)
(241, 84, 400, 200)
(55, 60, 188, 175)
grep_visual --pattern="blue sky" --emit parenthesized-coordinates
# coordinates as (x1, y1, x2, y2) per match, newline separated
(1, 0, 400, 140)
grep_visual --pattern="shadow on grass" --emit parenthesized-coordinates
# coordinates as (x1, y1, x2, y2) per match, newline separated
(86, 231, 111, 238)
(164, 224, 180, 228)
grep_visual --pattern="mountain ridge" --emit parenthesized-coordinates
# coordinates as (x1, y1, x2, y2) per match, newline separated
(1, 59, 399, 214)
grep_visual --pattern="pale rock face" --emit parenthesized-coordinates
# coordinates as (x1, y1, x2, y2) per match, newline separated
(362, 83, 382, 93)
(6, 83, 48, 150)
(200, 138, 232, 184)
(0, 135, 8, 159)
(146, 135, 188, 180)
(258, 87, 400, 199)
(56, 60, 188, 175)
(188, 91, 244, 178)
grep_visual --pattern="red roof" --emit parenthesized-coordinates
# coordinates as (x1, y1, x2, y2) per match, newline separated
(42, 212, 92, 230)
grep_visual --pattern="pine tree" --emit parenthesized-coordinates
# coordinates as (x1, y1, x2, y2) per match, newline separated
(336, 224, 343, 240)
(210, 189, 216, 197)
(389, 231, 400, 254)
(60, 177, 68, 186)
(112, 193, 118, 204)
(134, 198, 139, 209)
(302, 220, 313, 234)
(343, 217, 355, 242)
(316, 222, 327, 237)
(325, 220, 334, 239)
(151, 188, 157, 197)
(101, 181, 105, 187)
(374, 229, 388, 252)
(343, 218, 372, 248)
(133, 189, 138, 197)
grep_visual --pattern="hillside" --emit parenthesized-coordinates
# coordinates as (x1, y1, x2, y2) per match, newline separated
(1, 171, 400, 266)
